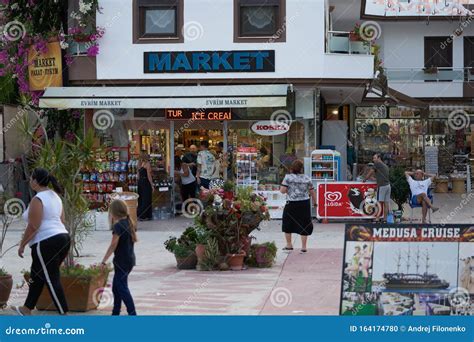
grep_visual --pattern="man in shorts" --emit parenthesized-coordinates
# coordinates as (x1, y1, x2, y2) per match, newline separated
(405, 169, 439, 223)
(364, 153, 390, 222)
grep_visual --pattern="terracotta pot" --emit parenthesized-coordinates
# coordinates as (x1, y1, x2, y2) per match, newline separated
(226, 251, 246, 271)
(255, 246, 273, 267)
(176, 253, 198, 270)
(24, 271, 109, 312)
(349, 32, 361, 41)
(0, 274, 13, 307)
(195, 244, 206, 262)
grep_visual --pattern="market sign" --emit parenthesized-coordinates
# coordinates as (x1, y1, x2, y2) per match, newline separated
(28, 41, 63, 91)
(165, 109, 232, 121)
(340, 224, 474, 316)
(144, 50, 275, 73)
(251, 120, 290, 136)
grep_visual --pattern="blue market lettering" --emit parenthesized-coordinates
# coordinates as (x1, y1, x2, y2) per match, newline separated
(80, 100, 122, 107)
(144, 50, 275, 73)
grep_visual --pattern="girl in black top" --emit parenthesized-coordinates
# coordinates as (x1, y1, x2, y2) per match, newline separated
(101, 200, 137, 315)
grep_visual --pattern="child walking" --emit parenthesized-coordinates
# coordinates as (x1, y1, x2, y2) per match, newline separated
(101, 200, 137, 315)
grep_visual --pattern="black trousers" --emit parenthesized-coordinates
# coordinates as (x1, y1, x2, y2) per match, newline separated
(25, 233, 71, 314)
(181, 181, 197, 201)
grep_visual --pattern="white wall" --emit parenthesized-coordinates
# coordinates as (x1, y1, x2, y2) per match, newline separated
(96, 0, 373, 80)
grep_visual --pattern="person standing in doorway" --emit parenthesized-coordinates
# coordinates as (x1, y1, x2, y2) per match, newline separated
(137, 152, 154, 221)
(174, 156, 197, 202)
(101, 200, 137, 315)
(363, 153, 390, 222)
(280, 160, 317, 253)
(12, 168, 71, 316)
(182, 144, 198, 177)
(196, 141, 215, 189)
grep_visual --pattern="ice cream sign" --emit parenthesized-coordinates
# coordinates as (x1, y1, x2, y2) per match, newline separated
(251, 121, 290, 136)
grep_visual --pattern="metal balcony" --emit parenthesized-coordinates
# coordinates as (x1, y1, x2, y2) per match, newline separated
(326, 31, 373, 55)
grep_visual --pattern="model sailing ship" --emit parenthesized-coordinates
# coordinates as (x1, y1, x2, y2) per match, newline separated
(383, 246, 450, 290)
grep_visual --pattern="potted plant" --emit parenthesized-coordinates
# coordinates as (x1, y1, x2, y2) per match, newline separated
(164, 227, 199, 270)
(0, 267, 13, 308)
(194, 225, 211, 263)
(21, 121, 107, 311)
(23, 263, 111, 312)
(349, 23, 362, 41)
(223, 180, 234, 200)
(198, 238, 220, 271)
(389, 166, 410, 216)
(0, 196, 18, 308)
(424, 66, 438, 74)
(248, 242, 277, 268)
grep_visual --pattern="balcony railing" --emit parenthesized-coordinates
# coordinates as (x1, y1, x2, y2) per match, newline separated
(385, 67, 474, 82)
(326, 31, 372, 55)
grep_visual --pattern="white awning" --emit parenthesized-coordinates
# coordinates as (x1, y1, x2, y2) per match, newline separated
(39, 84, 289, 109)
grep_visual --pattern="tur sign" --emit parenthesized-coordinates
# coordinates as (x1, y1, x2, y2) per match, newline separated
(144, 50, 275, 73)
(251, 121, 290, 136)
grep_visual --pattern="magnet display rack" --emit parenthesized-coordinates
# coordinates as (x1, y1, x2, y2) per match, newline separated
(81, 147, 130, 209)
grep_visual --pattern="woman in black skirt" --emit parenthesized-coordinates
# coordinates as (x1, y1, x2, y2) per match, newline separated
(280, 160, 317, 253)
(137, 152, 154, 221)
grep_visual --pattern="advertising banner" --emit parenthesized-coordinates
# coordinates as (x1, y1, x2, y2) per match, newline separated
(340, 224, 474, 316)
(317, 182, 381, 220)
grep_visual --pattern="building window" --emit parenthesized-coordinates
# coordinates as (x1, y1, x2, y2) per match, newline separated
(424, 37, 453, 68)
(234, 0, 286, 43)
(133, 0, 183, 44)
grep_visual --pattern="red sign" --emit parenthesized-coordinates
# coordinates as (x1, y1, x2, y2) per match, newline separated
(165, 108, 232, 120)
(317, 182, 382, 220)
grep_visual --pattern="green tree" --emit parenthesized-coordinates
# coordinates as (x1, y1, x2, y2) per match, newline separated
(389, 166, 410, 213)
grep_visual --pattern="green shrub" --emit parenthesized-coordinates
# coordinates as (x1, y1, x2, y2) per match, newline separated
(389, 166, 410, 212)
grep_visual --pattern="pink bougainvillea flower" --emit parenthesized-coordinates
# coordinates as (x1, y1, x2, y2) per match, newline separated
(86, 45, 99, 57)
(65, 53, 74, 66)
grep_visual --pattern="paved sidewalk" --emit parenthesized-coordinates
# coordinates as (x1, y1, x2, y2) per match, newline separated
(0, 193, 472, 316)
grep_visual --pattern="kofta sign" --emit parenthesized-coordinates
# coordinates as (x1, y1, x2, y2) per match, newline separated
(28, 41, 63, 91)
(166, 109, 232, 121)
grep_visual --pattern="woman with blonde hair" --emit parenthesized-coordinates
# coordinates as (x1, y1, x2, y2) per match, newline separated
(137, 152, 153, 221)
(101, 200, 137, 315)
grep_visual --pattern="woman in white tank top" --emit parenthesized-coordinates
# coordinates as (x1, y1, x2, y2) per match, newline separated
(12, 168, 71, 316)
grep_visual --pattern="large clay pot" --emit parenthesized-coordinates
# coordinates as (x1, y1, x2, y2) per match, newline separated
(0, 274, 13, 307)
(24, 271, 109, 312)
(226, 251, 246, 271)
(176, 253, 198, 270)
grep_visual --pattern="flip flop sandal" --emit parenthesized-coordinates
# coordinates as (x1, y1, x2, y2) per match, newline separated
(301, 249, 307, 253)
(282, 247, 294, 251)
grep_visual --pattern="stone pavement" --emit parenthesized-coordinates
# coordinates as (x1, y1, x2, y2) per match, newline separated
(0, 193, 472, 316)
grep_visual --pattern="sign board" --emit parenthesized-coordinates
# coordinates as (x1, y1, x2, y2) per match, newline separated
(340, 223, 474, 316)
(355, 106, 386, 119)
(251, 120, 290, 136)
(317, 182, 382, 220)
(389, 106, 421, 119)
(28, 41, 63, 91)
(165, 108, 232, 120)
(144, 50, 275, 73)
